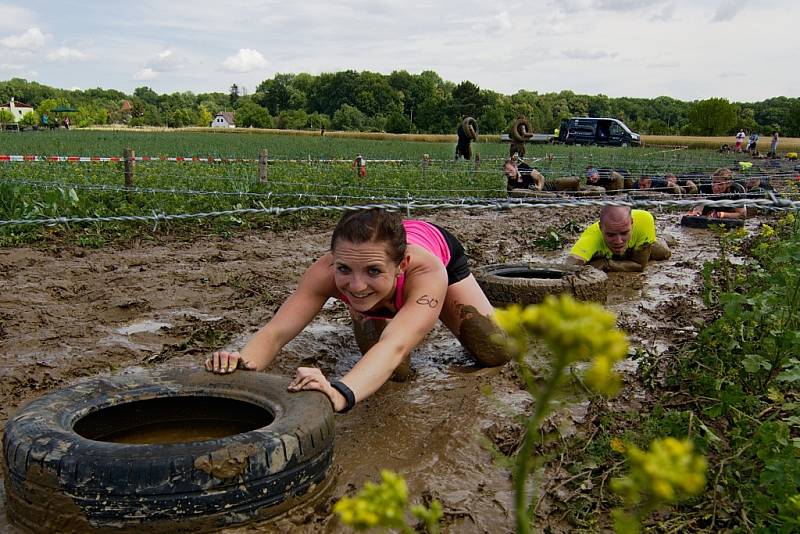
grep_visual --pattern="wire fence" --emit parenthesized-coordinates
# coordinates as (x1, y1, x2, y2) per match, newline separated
(1, 148, 798, 229)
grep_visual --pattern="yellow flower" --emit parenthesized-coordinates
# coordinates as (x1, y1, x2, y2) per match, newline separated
(611, 438, 707, 506)
(610, 438, 626, 453)
(760, 224, 774, 238)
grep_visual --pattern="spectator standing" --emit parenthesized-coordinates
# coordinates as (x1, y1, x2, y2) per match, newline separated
(768, 132, 779, 158)
(735, 129, 746, 152)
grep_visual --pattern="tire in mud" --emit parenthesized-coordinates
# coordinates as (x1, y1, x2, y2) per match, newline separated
(474, 262, 608, 307)
(2, 369, 334, 533)
(461, 116, 478, 140)
(680, 215, 745, 229)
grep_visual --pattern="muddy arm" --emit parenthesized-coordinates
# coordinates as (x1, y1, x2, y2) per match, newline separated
(565, 255, 586, 266)
(589, 244, 651, 272)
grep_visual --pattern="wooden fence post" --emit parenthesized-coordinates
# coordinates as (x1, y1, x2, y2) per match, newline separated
(259, 149, 268, 183)
(123, 148, 134, 187)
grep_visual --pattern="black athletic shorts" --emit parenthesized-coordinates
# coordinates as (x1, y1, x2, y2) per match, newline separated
(431, 224, 471, 285)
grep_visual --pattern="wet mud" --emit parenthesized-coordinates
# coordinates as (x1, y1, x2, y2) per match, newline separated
(0, 208, 775, 532)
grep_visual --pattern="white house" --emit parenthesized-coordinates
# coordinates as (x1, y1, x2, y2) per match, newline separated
(0, 97, 34, 122)
(211, 112, 235, 128)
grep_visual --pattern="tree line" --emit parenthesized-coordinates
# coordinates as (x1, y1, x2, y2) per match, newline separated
(1, 72, 798, 136)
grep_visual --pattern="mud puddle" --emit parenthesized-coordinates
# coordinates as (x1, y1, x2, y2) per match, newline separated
(0, 208, 775, 532)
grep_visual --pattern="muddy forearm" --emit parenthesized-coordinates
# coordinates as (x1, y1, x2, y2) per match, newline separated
(565, 255, 586, 267)
(589, 258, 646, 272)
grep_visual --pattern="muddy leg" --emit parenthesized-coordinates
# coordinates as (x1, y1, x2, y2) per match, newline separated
(651, 238, 672, 261)
(555, 177, 581, 191)
(440, 275, 511, 367)
(350, 312, 411, 381)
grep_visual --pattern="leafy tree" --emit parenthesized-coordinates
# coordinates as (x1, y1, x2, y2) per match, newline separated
(197, 107, 213, 127)
(332, 103, 366, 131)
(133, 86, 160, 107)
(229, 84, 239, 107)
(276, 109, 308, 130)
(19, 111, 39, 129)
(0, 108, 15, 128)
(687, 98, 737, 136)
(385, 111, 411, 133)
(236, 101, 272, 128)
(786, 101, 800, 137)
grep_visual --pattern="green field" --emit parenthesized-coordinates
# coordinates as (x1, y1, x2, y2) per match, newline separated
(0, 129, 789, 246)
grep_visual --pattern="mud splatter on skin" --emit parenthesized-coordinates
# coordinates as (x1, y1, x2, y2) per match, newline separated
(456, 304, 511, 367)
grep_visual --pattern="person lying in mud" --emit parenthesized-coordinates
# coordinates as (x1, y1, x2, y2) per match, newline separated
(687, 168, 747, 220)
(584, 167, 630, 194)
(504, 159, 580, 193)
(565, 206, 671, 272)
(632, 175, 681, 194)
(739, 174, 773, 195)
(665, 173, 698, 195)
(205, 208, 510, 413)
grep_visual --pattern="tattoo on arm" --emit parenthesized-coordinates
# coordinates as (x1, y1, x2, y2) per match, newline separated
(416, 295, 440, 308)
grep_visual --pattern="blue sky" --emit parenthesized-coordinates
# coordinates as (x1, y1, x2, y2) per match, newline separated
(0, 0, 795, 102)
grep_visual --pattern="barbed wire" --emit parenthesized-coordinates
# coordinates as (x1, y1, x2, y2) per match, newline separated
(2, 194, 796, 227)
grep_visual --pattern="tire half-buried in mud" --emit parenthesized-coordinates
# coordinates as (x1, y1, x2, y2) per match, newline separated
(2, 369, 334, 533)
(680, 215, 745, 229)
(474, 262, 608, 307)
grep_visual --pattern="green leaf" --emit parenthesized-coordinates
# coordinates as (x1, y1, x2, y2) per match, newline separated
(742, 354, 770, 373)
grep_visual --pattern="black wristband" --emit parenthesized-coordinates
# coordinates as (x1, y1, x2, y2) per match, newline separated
(330, 380, 356, 413)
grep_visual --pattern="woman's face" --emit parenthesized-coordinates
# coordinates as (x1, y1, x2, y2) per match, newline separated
(332, 239, 403, 312)
(712, 175, 731, 194)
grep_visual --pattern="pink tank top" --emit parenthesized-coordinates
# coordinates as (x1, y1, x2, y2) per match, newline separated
(339, 219, 450, 317)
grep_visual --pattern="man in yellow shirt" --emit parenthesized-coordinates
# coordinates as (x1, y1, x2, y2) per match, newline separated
(566, 206, 671, 272)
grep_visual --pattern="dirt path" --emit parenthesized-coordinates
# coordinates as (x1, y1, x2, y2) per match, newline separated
(0, 208, 758, 532)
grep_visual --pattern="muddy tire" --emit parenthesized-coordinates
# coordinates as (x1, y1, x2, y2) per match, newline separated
(680, 215, 745, 229)
(509, 118, 532, 143)
(2, 369, 334, 533)
(461, 117, 478, 140)
(474, 262, 608, 306)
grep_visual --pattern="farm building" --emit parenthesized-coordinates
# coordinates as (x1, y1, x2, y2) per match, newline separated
(0, 97, 34, 122)
(211, 112, 235, 128)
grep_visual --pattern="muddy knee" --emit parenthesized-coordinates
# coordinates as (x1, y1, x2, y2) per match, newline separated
(458, 311, 512, 367)
(352, 318, 387, 355)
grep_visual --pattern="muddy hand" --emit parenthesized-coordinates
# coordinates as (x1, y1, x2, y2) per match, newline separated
(288, 367, 330, 393)
(205, 350, 255, 374)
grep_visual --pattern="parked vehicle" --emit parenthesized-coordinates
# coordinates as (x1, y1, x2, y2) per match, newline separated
(557, 117, 641, 147)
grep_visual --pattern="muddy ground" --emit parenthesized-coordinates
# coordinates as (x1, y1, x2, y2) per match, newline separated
(0, 207, 764, 533)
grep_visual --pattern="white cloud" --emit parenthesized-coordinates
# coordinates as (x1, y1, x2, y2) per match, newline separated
(221, 48, 269, 73)
(561, 49, 616, 60)
(712, 0, 743, 21)
(646, 60, 680, 68)
(133, 67, 157, 80)
(47, 47, 89, 61)
(483, 11, 512, 34)
(1, 27, 46, 50)
(147, 49, 186, 70)
(0, 6, 37, 31)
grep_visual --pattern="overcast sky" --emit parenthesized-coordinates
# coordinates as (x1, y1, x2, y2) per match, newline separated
(0, 0, 795, 103)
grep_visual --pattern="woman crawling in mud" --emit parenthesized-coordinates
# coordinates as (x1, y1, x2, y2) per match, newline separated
(205, 208, 510, 412)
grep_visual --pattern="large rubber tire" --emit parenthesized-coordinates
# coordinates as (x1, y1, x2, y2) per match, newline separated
(461, 117, 478, 140)
(2, 369, 334, 533)
(509, 118, 532, 143)
(680, 215, 745, 229)
(474, 262, 608, 306)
